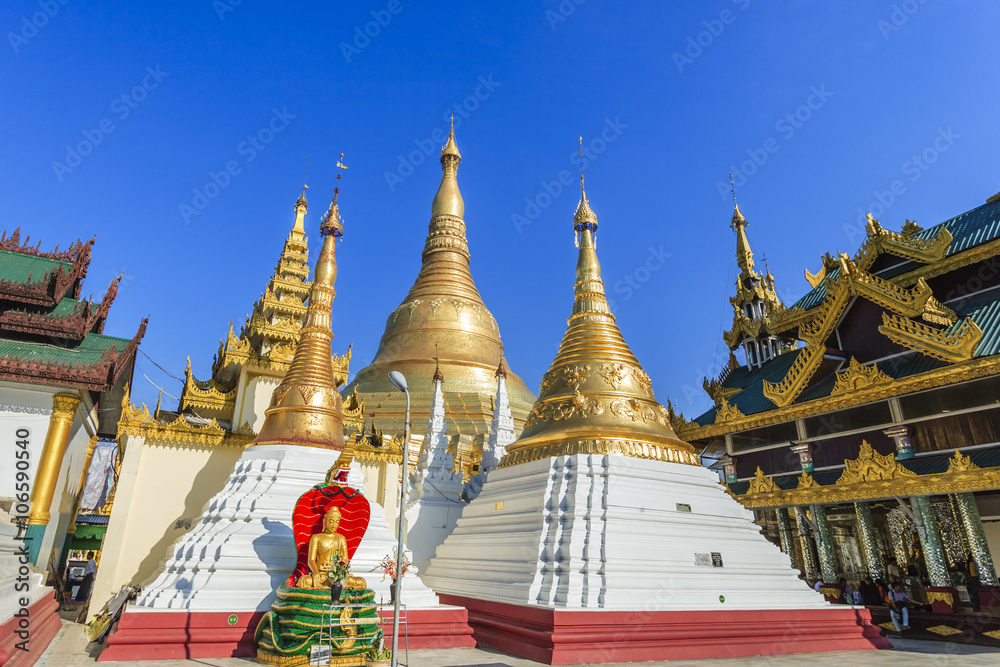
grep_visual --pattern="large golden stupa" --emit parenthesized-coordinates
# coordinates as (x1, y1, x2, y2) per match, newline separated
(500, 177, 698, 468)
(342, 123, 536, 435)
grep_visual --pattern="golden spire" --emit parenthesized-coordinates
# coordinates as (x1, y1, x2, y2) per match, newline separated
(291, 155, 310, 239)
(501, 163, 698, 469)
(573, 137, 598, 232)
(249, 158, 348, 450)
(730, 173, 754, 274)
(433, 345, 444, 382)
(495, 345, 507, 379)
(431, 115, 464, 218)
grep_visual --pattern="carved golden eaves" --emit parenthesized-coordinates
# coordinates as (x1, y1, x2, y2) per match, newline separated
(797, 472, 819, 489)
(948, 449, 980, 473)
(854, 214, 953, 271)
(762, 344, 823, 408)
(836, 440, 915, 484)
(703, 375, 741, 403)
(748, 467, 780, 494)
(878, 313, 982, 363)
(830, 358, 892, 396)
(715, 397, 745, 423)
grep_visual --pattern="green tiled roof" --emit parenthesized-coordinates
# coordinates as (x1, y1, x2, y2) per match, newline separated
(0, 333, 130, 368)
(0, 249, 71, 286)
(694, 348, 803, 426)
(790, 197, 1000, 312)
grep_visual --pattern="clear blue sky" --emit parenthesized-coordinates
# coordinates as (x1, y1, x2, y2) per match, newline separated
(4, 1, 998, 420)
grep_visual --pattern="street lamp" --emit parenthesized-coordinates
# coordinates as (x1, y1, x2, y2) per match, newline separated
(386, 370, 409, 667)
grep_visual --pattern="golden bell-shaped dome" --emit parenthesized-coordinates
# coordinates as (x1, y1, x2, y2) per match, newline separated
(342, 125, 536, 436)
(501, 182, 698, 468)
(250, 186, 346, 450)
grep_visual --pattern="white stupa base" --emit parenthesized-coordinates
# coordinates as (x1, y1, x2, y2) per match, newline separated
(136, 444, 439, 612)
(422, 454, 832, 610)
(405, 492, 465, 574)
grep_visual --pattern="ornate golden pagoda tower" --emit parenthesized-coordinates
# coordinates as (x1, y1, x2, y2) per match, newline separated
(251, 181, 347, 450)
(343, 123, 535, 436)
(501, 175, 698, 468)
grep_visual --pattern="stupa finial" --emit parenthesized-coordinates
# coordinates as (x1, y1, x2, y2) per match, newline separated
(573, 137, 598, 233)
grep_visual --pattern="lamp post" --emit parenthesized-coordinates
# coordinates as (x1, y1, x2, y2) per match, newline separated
(386, 371, 409, 667)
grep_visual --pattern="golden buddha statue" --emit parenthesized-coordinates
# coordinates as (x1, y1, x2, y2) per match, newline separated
(296, 506, 366, 590)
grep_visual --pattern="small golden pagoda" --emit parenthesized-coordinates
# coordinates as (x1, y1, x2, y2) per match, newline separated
(501, 172, 698, 468)
(343, 122, 536, 438)
(251, 178, 348, 450)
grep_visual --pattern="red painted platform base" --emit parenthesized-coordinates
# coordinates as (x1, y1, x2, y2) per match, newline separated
(0, 592, 61, 667)
(98, 605, 474, 662)
(440, 594, 891, 665)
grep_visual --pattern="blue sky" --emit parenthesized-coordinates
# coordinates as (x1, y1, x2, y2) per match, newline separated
(4, 0, 998, 420)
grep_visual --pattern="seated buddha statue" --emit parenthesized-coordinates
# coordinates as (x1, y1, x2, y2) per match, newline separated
(296, 506, 366, 590)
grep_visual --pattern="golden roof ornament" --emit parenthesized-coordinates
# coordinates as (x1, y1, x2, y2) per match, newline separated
(572, 137, 599, 235)
(432, 116, 464, 218)
(249, 157, 349, 450)
(432, 347, 444, 382)
(729, 174, 754, 274)
(500, 153, 698, 468)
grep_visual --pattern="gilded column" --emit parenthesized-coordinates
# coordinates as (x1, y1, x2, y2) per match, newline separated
(953, 492, 999, 586)
(914, 495, 950, 588)
(812, 504, 838, 582)
(794, 506, 819, 580)
(26, 393, 82, 563)
(854, 501, 885, 581)
(776, 508, 798, 569)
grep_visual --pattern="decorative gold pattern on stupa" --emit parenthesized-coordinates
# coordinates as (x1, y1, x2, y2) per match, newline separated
(500, 168, 698, 468)
(342, 123, 536, 437)
(250, 169, 348, 450)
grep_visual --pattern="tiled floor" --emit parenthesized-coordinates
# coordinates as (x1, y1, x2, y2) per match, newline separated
(37, 615, 1000, 667)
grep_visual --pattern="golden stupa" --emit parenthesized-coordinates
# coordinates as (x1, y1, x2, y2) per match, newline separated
(343, 122, 536, 436)
(500, 173, 699, 468)
(250, 175, 347, 450)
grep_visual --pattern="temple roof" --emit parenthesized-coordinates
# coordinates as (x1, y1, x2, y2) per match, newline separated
(684, 194, 1000, 438)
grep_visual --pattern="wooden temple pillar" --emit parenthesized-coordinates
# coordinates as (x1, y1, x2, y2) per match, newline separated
(26, 392, 82, 564)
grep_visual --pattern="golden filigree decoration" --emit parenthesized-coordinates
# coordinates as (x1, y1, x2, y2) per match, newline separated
(926, 591, 954, 606)
(836, 440, 915, 484)
(714, 397, 745, 423)
(747, 467, 779, 494)
(879, 313, 982, 363)
(598, 363, 628, 389)
(947, 450, 980, 473)
(117, 388, 252, 448)
(797, 472, 819, 489)
(609, 398, 661, 425)
(527, 392, 604, 427)
(633, 368, 653, 397)
(830, 358, 892, 396)
(562, 364, 592, 393)
(900, 219, 923, 235)
(925, 625, 962, 637)
(499, 437, 700, 469)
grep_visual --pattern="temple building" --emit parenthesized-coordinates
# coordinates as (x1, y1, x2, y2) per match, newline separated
(678, 191, 1000, 622)
(90, 188, 360, 616)
(0, 229, 145, 666)
(342, 123, 536, 476)
(421, 175, 885, 663)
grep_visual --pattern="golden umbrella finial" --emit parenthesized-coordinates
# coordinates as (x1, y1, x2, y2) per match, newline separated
(573, 136, 598, 233)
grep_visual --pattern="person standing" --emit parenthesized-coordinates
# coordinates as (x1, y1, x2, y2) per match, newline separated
(886, 557, 902, 583)
(77, 551, 97, 602)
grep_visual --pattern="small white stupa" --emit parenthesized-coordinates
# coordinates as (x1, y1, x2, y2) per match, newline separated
(465, 357, 515, 501)
(405, 359, 466, 572)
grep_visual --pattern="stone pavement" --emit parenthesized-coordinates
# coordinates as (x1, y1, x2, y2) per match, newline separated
(37, 613, 1000, 667)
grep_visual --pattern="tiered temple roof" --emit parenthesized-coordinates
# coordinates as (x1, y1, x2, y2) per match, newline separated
(0, 228, 146, 398)
(681, 193, 1000, 447)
